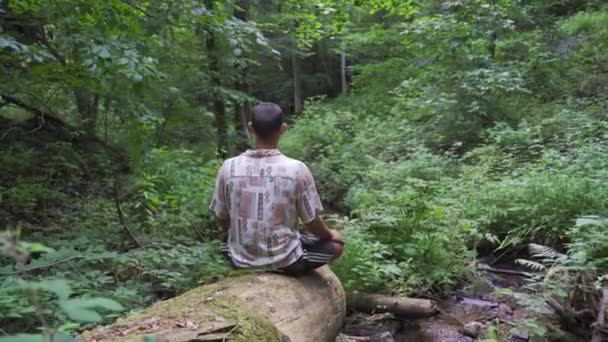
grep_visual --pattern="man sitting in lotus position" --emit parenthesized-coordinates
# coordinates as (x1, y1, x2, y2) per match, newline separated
(209, 102, 344, 275)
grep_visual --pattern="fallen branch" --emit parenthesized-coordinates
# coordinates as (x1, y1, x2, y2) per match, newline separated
(1, 243, 165, 276)
(0, 94, 130, 171)
(477, 263, 533, 277)
(0, 94, 66, 130)
(222, 320, 241, 342)
(347, 293, 438, 318)
(113, 176, 142, 248)
(2, 256, 84, 276)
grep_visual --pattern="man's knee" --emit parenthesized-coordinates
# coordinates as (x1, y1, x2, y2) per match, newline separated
(331, 241, 344, 258)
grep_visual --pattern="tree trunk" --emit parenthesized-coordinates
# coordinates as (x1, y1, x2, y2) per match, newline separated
(234, 101, 251, 153)
(233, 0, 252, 153)
(347, 293, 439, 318)
(292, 49, 302, 114)
(340, 48, 347, 95)
(212, 100, 227, 158)
(205, 0, 228, 158)
(488, 0, 497, 59)
(83, 266, 346, 342)
(74, 89, 99, 135)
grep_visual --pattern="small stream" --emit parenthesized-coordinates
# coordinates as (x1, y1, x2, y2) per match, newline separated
(340, 263, 543, 342)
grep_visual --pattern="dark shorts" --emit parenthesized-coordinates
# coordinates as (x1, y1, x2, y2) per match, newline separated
(220, 234, 341, 276)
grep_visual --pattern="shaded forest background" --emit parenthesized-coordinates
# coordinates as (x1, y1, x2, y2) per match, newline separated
(1, 0, 608, 340)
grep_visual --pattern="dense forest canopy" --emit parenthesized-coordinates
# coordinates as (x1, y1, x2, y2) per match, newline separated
(1, 0, 608, 340)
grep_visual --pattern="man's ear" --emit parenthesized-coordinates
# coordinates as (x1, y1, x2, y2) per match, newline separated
(280, 123, 288, 135)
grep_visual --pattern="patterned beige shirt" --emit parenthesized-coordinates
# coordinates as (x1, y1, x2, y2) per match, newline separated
(209, 149, 323, 268)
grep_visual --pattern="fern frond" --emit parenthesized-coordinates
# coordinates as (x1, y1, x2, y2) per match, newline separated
(528, 243, 566, 261)
(516, 258, 546, 272)
(576, 215, 608, 227)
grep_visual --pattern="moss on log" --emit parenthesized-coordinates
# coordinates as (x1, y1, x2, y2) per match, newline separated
(83, 266, 346, 342)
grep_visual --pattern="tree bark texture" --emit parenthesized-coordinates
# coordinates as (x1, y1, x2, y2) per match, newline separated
(292, 50, 302, 114)
(233, 0, 252, 153)
(83, 266, 346, 342)
(205, 0, 228, 158)
(347, 293, 439, 318)
(340, 49, 347, 95)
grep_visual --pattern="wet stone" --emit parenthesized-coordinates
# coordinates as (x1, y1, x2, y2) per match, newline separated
(462, 321, 484, 339)
(342, 313, 403, 337)
(459, 297, 499, 309)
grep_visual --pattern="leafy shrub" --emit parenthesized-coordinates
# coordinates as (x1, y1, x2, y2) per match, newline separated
(560, 10, 608, 35)
(0, 232, 124, 339)
(331, 220, 399, 292)
(135, 148, 221, 239)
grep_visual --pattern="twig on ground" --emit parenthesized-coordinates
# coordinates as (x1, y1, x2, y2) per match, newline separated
(222, 320, 241, 342)
(0, 126, 20, 141)
(2, 256, 83, 276)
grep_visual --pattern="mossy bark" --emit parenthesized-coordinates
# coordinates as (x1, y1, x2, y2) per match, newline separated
(83, 266, 345, 342)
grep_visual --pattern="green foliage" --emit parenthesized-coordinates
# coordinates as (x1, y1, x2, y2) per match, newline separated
(282, 0, 608, 302)
(508, 217, 608, 339)
(2, 0, 608, 339)
(0, 232, 124, 340)
(330, 219, 400, 292)
(135, 148, 221, 239)
(0, 222, 232, 334)
(560, 10, 608, 35)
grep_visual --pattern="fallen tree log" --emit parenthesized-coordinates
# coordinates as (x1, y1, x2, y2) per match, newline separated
(347, 293, 438, 318)
(83, 266, 346, 342)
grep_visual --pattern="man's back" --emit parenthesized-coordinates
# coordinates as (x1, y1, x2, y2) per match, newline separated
(210, 148, 323, 268)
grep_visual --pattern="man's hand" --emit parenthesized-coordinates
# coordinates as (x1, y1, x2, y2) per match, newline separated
(328, 229, 345, 245)
(218, 216, 230, 239)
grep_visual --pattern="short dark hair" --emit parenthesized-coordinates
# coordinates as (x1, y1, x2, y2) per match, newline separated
(252, 102, 283, 139)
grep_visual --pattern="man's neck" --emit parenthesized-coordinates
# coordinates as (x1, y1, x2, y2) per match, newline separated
(255, 141, 278, 150)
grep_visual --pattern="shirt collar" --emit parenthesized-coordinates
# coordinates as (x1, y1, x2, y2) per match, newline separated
(242, 149, 282, 158)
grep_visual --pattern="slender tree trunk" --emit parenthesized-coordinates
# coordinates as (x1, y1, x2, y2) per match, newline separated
(74, 89, 99, 135)
(340, 48, 347, 95)
(234, 0, 252, 153)
(488, 0, 497, 59)
(154, 99, 175, 147)
(204, 0, 228, 158)
(212, 99, 227, 158)
(292, 50, 302, 114)
(488, 30, 497, 59)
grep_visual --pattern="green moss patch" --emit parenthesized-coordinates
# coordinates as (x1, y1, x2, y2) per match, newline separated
(83, 281, 285, 342)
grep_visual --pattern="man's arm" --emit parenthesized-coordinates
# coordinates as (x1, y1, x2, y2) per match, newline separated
(209, 161, 230, 237)
(305, 216, 344, 243)
(296, 163, 344, 243)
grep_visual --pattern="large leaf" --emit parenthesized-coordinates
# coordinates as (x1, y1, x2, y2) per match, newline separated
(0, 334, 44, 342)
(78, 298, 124, 311)
(21, 242, 55, 254)
(59, 297, 124, 323)
(59, 300, 103, 323)
(36, 279, 72, 300)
